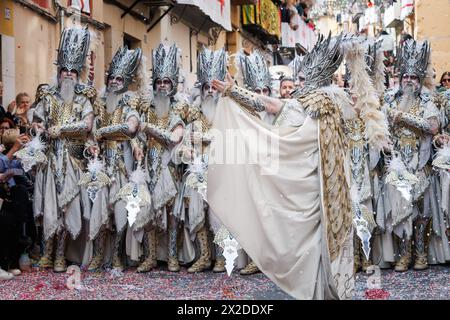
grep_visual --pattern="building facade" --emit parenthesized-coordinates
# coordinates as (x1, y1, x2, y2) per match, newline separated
(0, 0, 295, 104)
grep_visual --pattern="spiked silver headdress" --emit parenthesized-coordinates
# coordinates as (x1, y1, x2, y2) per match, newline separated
(237, 50, 271, 93)
(56, 26, 90, 76)
(197, 47, 227, 88)
(300, 33, 344, 92)
(397, 39, 430, 84)
(107, 46, 142, 93)
(152, 43, 180, 96)
(291, 54, 304, 82)
(365, 39, 383, 78)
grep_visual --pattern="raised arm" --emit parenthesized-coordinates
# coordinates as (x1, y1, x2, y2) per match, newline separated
(212, 73, 283, 115)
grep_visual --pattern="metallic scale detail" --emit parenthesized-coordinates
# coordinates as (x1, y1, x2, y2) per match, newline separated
(197, 47, 227, 86)
(397, 39, 431, 85)
(107, 46, 142, 93)
(237, 50, 271, 92)
(152, 43, 179, 96)
(225, 85, 266, 113)
(57, 26, 90, 75)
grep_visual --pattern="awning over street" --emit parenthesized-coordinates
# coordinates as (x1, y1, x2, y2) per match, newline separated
(177, 0, 231, 31)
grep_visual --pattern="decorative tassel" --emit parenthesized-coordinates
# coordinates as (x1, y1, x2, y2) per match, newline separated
(14, 133, 47, 172)
(350, 184, 375, 260)
(78, 155, 111, 203)
(343, 40, 390, 151)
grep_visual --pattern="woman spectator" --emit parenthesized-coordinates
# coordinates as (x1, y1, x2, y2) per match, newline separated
(14, 93, 33, 132)
(0, 119, 33, 277)
(437, 71, 450, 93)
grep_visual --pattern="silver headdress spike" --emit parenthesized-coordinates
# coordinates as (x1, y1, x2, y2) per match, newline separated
(56, 25, 90, 76)
(197, 47, 227, 87)
(238, 50, 271, 93)
(397, 39, 430, 85)
(152, 43, 180, 96)
(300, 32, 344, 92)
(365, 39, 383, 78)
(107, 46, 142, 93)
(291, 53, 304, 82)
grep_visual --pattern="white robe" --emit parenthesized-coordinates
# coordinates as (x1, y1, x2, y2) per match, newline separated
(207, 97, 354, 300)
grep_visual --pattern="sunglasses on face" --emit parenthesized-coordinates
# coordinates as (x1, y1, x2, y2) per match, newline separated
(109, 75, 124, 82)
(156, 79, 171, 85)
(442, 78, 450, 83)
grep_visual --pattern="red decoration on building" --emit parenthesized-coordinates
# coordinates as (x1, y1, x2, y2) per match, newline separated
(32, 0, 49, 9)
(218, 0, 225, 15)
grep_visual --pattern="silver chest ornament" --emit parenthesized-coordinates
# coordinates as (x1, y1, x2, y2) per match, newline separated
(185, 155, 208, 201)
(386, 156, 419, 201)
(385, 155, 419, 202)
(115, 162, 151, 227)
(213, 226, 242, 276)
(78, 154, 111, 203)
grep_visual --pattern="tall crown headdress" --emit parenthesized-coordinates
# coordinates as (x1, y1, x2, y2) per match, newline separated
(56, 25, 90, 75)
(107, 46, 142, 92)
(237, 50, 271, 93)
(397, 39, 430, 84)
(152, 43, 180, 96)
(197, 47, 227, 87)
(300, 33, 344, 92)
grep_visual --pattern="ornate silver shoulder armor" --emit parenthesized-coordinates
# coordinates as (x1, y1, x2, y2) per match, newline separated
(75, 84, 97, 101)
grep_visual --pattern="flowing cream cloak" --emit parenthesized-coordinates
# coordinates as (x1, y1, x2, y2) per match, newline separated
(207, 95, 354, 300)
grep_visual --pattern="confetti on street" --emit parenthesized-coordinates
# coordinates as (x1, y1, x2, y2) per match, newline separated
(0, 265, 449, 300)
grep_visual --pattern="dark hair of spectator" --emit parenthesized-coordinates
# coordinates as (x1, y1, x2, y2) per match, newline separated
(0, 117, 16, 129)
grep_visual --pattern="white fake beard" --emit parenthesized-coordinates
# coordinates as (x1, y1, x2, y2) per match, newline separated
(201, 97, 217, 124)
(105, 91, 122, 113)
(59, 78, 76, 104)
(154, 93, 171, 117)
(399, 84, 417, 112)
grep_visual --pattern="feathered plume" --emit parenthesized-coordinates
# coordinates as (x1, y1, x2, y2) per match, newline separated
(87, 156, 105, 174)
(129, 166, 148, 185)
(343, 38, 390, 151)
(433, 144, 450, 170)
(387, 156, 407, 174)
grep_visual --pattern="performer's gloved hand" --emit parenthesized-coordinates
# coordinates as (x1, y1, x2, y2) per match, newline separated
(212, 73, 234, 95)
(389, 110, 402, 124)
(133, 147, 144, 162)
(88, 145, 100, 156)
(32, 122, 46, 135)
(434, 134, 450, 147)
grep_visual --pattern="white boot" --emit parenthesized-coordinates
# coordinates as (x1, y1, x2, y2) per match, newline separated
(0, 268, 14, 281)
(8, 269, 21, 276)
